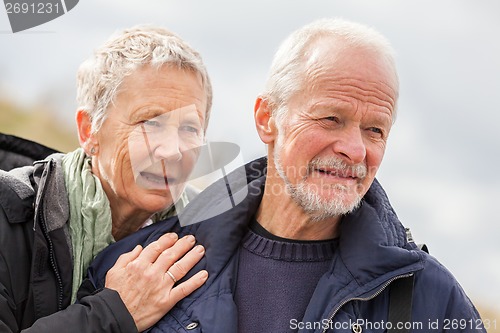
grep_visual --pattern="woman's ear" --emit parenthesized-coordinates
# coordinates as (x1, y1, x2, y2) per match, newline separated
(76, 110, 97, 155)
(254, 97, 278, 144)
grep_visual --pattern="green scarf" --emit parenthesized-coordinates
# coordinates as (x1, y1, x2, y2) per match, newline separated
(62, 148, 190, 302)
(62, 148, 114, 303)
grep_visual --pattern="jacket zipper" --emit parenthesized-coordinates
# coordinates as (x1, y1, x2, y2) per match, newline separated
(35, 161, 65, 311)
(320, 273, 414, 333)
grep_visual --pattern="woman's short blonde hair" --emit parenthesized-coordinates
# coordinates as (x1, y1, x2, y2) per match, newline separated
(76, 25, 212, 133)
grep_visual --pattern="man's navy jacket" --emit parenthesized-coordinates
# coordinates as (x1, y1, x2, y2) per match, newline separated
(83, 157, 485, 333)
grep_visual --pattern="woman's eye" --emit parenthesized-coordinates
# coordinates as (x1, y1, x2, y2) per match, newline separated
(180, 125, 199, 134)
(143, 119, 161, 127)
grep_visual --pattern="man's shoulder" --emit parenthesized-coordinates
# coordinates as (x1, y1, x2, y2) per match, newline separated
(414, 249, 460, 288)
(412, 249, 482, 321)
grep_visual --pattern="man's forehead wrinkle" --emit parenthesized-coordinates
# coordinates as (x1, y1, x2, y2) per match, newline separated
(302, 39, 397, 101)
(300, 72, 396, 112)
(330, 78, 396, 109)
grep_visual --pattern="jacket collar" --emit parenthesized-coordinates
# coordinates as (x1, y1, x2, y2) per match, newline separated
(339, 178, 422, 286)
(183, 157, 422, 287)
(31, 154, 70, 233)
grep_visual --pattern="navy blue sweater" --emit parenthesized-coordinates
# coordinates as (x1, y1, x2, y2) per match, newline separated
(235, 221, 338, 332)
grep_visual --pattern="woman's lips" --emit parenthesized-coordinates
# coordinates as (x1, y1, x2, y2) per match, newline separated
(138, 171, 176, 189)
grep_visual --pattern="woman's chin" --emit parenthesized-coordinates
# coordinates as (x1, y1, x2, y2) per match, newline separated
(131, 190, 175, 212)
(127, 177, 185, 213)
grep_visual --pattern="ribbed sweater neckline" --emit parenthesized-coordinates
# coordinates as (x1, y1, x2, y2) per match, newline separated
(241, 219, 338, 262)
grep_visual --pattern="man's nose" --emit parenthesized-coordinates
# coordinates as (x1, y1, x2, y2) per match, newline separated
(331, 126, 366, 164)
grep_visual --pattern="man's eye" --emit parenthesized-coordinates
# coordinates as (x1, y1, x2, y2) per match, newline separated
(317, 116, 340, 126)
(368, 127, 383, 136)
(324, 116, 339, 122)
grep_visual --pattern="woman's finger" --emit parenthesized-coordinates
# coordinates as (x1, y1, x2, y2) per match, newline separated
(113, 245, 142, 269)
(152, 235, 196, 273)
(137, 232, 179, 263)
(169, 270, 209, 303)
(165, 244, 205, 284)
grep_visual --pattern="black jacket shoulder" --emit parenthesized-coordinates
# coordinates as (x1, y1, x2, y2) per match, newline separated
(0, 133, 58, 171)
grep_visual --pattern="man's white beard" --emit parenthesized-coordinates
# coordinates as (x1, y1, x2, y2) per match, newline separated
(273, 138, 366, 222)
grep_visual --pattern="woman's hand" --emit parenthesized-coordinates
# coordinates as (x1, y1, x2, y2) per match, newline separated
(104, 233, 208, 331)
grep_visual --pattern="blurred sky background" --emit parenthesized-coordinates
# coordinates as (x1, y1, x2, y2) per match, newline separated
(1, 0, 499, 314)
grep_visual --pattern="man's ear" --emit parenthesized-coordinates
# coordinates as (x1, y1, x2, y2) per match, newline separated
(254, 97, 277, 144)
(76, 110, 97, 155)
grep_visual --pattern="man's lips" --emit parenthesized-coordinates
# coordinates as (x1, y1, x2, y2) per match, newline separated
(314, 168, 359, 179)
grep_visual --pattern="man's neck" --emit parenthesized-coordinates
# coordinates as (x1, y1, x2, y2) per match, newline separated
(255, 174, 341, 241)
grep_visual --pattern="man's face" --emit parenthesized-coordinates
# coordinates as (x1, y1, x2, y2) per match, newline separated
(271, 41, 397, 220)
(93, 65, 206, 215)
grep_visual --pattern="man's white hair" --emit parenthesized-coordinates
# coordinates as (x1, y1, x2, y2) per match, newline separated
(262, 18, 399, 126)
(76, 25, 212, 133)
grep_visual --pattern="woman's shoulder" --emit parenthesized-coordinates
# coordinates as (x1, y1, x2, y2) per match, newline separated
(0, 166, 36, 224)
(0, 165, 35, 198)
(0, 132, 60, 207)
(0, 133, 58, 171)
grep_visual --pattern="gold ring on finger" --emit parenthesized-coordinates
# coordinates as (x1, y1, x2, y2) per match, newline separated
(166, 270, 177, 283)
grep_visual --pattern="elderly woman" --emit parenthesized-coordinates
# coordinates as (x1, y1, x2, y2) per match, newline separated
(0, 26, 211, 332)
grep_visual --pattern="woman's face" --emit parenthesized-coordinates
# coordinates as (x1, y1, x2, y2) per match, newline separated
(91, 65, 207, 219)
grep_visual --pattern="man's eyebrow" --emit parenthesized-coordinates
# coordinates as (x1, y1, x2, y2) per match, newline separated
(368, 110, 392, 122)
(131, 108, 171, 122)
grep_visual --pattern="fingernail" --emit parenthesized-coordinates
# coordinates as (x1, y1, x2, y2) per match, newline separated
(167, 233, 178, 239)
(200, 270, 208, 279)
(195, 245, 205, 253)
(185, 235, 195, 242)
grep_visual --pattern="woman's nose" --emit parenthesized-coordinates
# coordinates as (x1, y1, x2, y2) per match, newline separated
(153, 129, 182, 162)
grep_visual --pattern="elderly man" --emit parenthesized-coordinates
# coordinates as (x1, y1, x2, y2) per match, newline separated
(84, 18, 485, 332)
